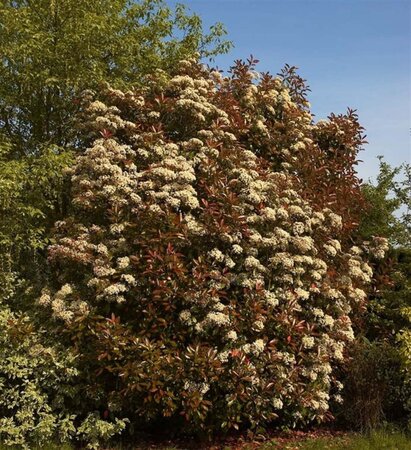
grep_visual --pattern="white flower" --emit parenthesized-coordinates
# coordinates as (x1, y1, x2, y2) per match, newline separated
(117, 256, 130, 269)
(226, 330, 238, 341)
(253, 320, 264, 332)
(244, 256, 267, 273)
(288, 205, 306, 218)
(217, 351, 229, 362)
(328, 212, 342, 229)
(96, 243, 109, 255)
(224, 256, 236, 269)
(335, 380, 344, 391)
(262, 207, 277, 221)
(104, 283, 127, 296)
(272, 398, 283, 410)
(312, 308, 324, 317)
(252, 339, 265, 355)
(322, 315, 335, 328)
(323, 244, 337, 257)
(57, 284, 73, 298)
(209, 248, 225, 262)
(102, 185, 116, 195)
(324, 288, 340, 299)
(333, 394, 344, 404)
(232, 244, 243, 254)
(370, 236, 389, 259)
(293, 222, 305, 235)
(38, 291, 51, 306)
(199, 382, 210, 395)
(121, 274, 136, 285)
(276, 207, 289, 220)
(264, 291, 279, 307)
(206, 311, 230, 326)
(302, 336, 315, 349)
(293, 236, 314, 253)
(295, 288, 309, 300)
(93, 265, 116, 277)
(350, 246, 363, 256)
(179, 310, 192, 323)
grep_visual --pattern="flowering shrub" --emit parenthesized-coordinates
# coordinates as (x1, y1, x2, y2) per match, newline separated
(40, 57, 388, 434)
(0, 306, 76, 448)
(0, 304, 128, 449)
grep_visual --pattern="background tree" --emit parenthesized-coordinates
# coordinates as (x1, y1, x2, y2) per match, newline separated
(358, 158, 410, 341)
(340, 159, 411, 429)
(0, 0, 230, 154)
(359, 157, 410, 248)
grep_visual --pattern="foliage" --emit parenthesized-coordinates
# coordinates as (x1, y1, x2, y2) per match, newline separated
(359, 157, 410, 248)
(0, 0, 231, 308)
(76, 413, 128, 450)
(355, 158, 411, 425)
(0, 0, 231, 155)
(38, 57, 388, 436)
(0, 135, 73, 304)
(339, 339, 410, 431)
(0, 301, 129, 449)
(357, 158, 410, 341)
(0, 0, 405, 444)
(363, 246, 411, 343)
(0, 304, 77, 448)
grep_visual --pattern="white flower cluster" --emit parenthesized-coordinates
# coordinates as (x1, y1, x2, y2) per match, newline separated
(38, 284, 89, 323)
(183, 381, 210, 395)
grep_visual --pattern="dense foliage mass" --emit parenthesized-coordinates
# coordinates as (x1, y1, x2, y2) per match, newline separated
(0, 0, 230, 304)
(347, 159, 411, 429)
(0, 303, 130, 449)
(36, 57, 390, 438)
(0, 0, 229, 155)
(0, 4, 409, 444)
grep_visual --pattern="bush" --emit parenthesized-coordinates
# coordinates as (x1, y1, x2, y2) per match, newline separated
(0, 306, 78, 448)
(0, 304, 128, 449)
(340, 339, 410, 431)
(356, 160, 411, 427)
(39, 58, 388, 435)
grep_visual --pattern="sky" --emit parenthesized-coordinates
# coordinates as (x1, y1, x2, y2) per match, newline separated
(171, 0, 411, 182)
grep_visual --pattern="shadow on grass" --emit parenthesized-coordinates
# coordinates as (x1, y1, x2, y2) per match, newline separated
(1, 429, 410, 449)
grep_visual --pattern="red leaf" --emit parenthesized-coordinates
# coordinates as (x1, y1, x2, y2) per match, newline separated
(100, 129, 113, 139)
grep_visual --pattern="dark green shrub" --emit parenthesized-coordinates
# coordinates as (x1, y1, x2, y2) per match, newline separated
(340, 339, 410, 430)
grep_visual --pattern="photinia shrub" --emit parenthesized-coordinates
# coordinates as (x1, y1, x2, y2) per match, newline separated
(39, 57, 388, 435)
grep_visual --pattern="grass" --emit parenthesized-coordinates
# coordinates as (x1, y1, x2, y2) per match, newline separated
(268, 429, 411, 450)
(1, 430, 410, 449)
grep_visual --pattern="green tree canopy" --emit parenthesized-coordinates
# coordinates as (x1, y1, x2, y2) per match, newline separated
(359, 157, 410, 247)
(0, 0, 230, 156)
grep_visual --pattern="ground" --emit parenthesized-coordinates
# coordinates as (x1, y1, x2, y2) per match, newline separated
(1, 428, 410, 449)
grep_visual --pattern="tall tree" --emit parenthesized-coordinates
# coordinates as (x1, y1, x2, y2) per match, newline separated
(0, 0, 230, 154)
